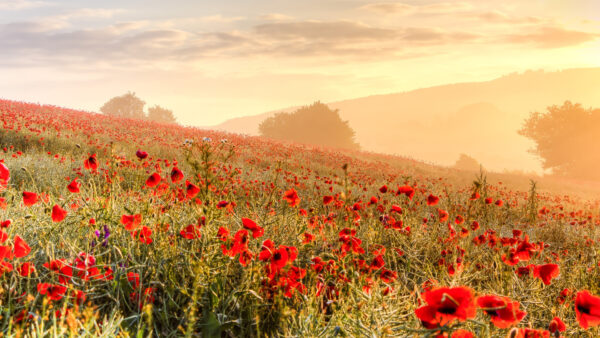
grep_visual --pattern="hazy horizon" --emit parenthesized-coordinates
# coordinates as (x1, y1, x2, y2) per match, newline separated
(1, 0, 600, 126)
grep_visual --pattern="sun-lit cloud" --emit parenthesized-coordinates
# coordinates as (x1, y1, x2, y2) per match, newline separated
(254, 21, 396, 41)
(0, 0, 49, 10)
(259, 13, 294, 21)
(359, 2, 473, 15)
(506, 25, 599, 48)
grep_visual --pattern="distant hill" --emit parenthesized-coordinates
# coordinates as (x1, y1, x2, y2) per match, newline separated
(210, 68, 600, 172)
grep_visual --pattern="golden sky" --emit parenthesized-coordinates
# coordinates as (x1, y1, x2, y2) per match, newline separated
(0, 0, 599, 126)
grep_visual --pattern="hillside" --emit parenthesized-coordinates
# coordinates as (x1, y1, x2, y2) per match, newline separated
(2, 99, 600, 336)
(211, 68, 600, 173)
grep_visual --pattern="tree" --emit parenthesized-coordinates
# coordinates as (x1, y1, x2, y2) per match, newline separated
(147, 105, 177, 124)
(454, 154, 481, 172)
(259, 102, 359, 151)
(519, 101, 600, 180)
(100, 92, 146, 119)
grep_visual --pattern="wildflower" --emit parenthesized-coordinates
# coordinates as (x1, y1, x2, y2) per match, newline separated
(146, 173, 161, 187)
(427, 194, 440, 206)
(575, 290, 600, 329)
(51, 205, 68, 222)
(22, 191, 38, 206)
(477, 294, 526, 328)
(283, 188, 301, 207)
(135, 150, 148, 160)
(242, 217, 264, 238)
(414, 286, 476, 329)
(67, 179, 81, 193)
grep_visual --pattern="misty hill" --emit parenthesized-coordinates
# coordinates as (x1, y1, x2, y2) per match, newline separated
(211, 68, 600, 172)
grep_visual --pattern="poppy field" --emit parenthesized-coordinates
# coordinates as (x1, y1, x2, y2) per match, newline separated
(1, 99, 600, 337)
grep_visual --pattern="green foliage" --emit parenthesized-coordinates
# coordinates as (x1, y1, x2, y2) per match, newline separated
(454, 154, 481, 172)
(147, 105, 177, 124)
(519, 101, 600, 180)
(100, 92, 146, 120)
(259, 102, 360, 151)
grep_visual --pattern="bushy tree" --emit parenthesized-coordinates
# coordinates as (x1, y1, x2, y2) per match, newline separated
(519, 101, 600, 180)
(147, 105, 177, 124)
(259, 102, 359, 150)
(100, 92, 146, 119)
(454, 154, 481, 171)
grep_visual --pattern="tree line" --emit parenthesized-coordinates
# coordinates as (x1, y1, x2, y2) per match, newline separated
(100, 92, 177, 124)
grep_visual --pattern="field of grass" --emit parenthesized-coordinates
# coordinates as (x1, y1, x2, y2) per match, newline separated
(1, 99, 600, 337)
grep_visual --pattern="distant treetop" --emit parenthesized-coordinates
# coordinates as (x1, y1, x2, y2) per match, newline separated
(519, 101, 600, 180)
(259, 101, 359, 151)
(100, 92, 177, 124)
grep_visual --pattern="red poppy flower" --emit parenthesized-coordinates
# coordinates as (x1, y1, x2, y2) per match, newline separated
(283, 188, 300, 207)
(575, 290, 600, 329)
(396, 185, 415, 199)
(127, 272, 140, 288)
(146, 173, 161, 187)
(13, 235, 30, 258)
(302, 232, 315, 244)
(258, 239, 275, 261)
(216, 200, 229, 209)
(242, 217, 264, 238)
(37, 283, 67, 301)
(380, 269, 397, 283)
(270, 247, 289, 272)
(427, 194, 440, 206)
(84, 154, 98, 171)
(170, 167, 184, 183)
(532, 264, 559, 285)
(452, 330, 474, 338)
(67, 179, 81, 193)
(379, 185, 388, 193)
(180, 223, 202, 239)
(549, 316, 566, 333)
(0, 258, 13, 276)
(438, 209, 449, 222)
(323, 195, 334, 205)
(121, 214, 142, 231)
(510, 328, 550, 338)
(135, 226, 153, 244)
(414, 286, 476, 329)
(18, 262, 35, 276)
(135, 150, 148, 160)
(51, 205, 67, 222)
(477, 295, 526, 328)
(217, 227, 229, 241)
(369, 255, 385, 271)
(186, 180, 200, 198)
(0, 162, 9, 184)
(22, 191, 38, 206)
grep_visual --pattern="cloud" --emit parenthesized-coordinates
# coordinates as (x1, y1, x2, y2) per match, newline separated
(0, 16, 487, 67)
(471, 10, 542, 24)
(254, 21, 397, 41)
(402, 27, 480, 44)
(0, 0, 48, 10)
(359, 3, 415, 15)
(198, 14, 245, 23)
(360, 2, 473, 15)
(259, 13, 294, 21)
(505, 26, 599, 48)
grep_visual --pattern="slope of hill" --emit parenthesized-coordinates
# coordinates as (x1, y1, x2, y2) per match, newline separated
(2, 99, 600, 336)
(211, 68, 600, 173)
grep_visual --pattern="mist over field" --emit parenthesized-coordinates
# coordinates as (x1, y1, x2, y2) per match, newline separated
(2, 0, 600, 337)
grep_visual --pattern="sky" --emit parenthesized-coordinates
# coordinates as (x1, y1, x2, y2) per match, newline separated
(0, 0, 599, 126)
